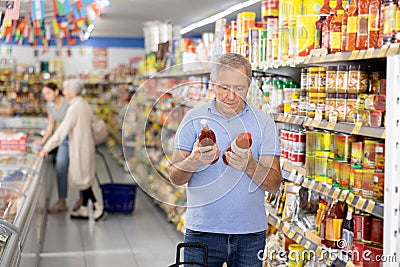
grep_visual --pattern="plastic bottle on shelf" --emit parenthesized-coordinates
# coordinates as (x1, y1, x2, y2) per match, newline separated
(342, 5, 349, 51)
(223, 132, 252, 165)
(346, 0, 359, 51)
(383, 0, 397, 44)
(315, 0, 332, 50)
(331, 9, 345, 53)
(356, 0, 371, 50)
(368, 0, 381, 48)
(322, 12, 335, 53)
(198, 119, 218, 164)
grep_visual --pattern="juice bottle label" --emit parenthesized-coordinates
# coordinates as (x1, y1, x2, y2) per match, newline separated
(326, 218, 344, 241)
(331, 32, 342, 49)
(348, 16, 358, 33)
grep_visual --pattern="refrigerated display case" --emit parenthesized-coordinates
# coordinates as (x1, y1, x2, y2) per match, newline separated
(0, 117, 53, 267)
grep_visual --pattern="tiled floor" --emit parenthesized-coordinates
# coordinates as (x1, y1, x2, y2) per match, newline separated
(38, 147, 183, 267)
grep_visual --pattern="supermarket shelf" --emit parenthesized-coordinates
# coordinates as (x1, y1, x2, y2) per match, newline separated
(273, 113, 386, 139)
(258, 44, 400, 70)
(282, 162, 384, 218)
(265, 205, 349, 266)
(154, 68, 210, 79)
(302, 178, 384, 219)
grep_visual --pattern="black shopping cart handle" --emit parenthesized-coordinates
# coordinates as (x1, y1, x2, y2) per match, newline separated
(169, 242, 208, 267)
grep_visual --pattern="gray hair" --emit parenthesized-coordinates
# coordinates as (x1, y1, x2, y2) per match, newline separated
(210, 53, 252, 85)
(63, 78, 83, 96)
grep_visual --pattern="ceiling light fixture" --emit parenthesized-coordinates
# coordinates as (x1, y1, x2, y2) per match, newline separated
(180, 0, 261, 35)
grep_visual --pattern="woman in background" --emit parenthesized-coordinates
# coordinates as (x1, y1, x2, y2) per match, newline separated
(39, 79, 104, 221)
(34, 82, 70, 213)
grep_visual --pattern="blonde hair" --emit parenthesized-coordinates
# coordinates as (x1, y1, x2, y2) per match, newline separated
(63, 78, 83, 96)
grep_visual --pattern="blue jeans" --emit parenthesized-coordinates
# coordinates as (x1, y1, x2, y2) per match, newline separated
(184, 229, 266, 267)
(56, 137, 69, 199)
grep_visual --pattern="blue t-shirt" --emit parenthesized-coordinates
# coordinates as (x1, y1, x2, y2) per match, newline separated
(174, 98, 280, 234)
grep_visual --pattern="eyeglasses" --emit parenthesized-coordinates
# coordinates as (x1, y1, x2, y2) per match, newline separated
(213, 82, 248, 93)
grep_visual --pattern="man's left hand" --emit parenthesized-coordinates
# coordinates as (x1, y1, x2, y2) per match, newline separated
(224, 149, 253, 171)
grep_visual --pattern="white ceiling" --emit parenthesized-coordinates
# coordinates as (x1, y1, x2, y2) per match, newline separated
(90, 0, 261, 38)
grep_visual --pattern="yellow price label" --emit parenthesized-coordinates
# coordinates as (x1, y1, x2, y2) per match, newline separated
(356, 50, 367, 60)
(293, 116, 301, 124)
(326, 111, 338, 130)
(294, 235, 302, 244)
(334, 52, 343, 61)
(323, 185, 331, 195)
(288, 229, 296, 239)
(365, 48, 375, 58)
(315, 246, 323, 257)
(365, 200, 375, 213)
(387, 43, 400, 56)
(381, 130, 386, 139)
(277, 114, 284, 121)
(339, 191, 348, 202)
(356, 198, 367, 209)
(285, 114, 292, 123)
(315, 110, 323, 121)
(332, 189, 340, 199)
(289, 169, 297, 181)
(349, 50, 360, 60)
(304, 118, 313, 127)
(282, 223, 289, 234)
(378, 44, 390, 57)
(311, 119, 322, 128)
(346, 261, 356, 267)
(304, 241, 311, 249)
(351, 121, 363, 135)
(316, 183, 323, 192)
(346, 192, 355, 205)
(304, 55, 312, 64)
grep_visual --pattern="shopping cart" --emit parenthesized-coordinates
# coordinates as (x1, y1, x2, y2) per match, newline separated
(169, 242, 208, 267)
(95, 148, 137, 214)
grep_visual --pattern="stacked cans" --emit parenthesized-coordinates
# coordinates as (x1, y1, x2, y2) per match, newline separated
(280, 129, 306, 166)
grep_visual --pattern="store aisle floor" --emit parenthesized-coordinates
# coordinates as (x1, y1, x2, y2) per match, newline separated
(39, 146, 183, 267)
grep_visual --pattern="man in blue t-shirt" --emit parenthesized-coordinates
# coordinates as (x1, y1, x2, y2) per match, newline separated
(168, 53, 282, 267)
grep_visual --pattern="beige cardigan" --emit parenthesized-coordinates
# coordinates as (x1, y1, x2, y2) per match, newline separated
(44, 96, 95, 190)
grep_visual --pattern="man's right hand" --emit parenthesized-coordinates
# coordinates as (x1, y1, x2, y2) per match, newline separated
(188, 140, 220, 167)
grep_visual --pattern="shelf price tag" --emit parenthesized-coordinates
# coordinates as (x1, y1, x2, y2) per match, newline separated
(277, 114, 284, 121)
(288, 229, 296, 239)
(319, 54, 327, 62)
(282, 223, 290, 234)
(289, 169, 297, 182)
(356, 50, 367, 60)
(365, 48, 375, 59)
(304, 55, 312, 64)
(365, 200, 375, 213)
(304, 241, 311, 250)
(351, 122, 363, 135)
(378, 44, 390, 57)
(334, 52, 343, 61)
(387, 43, 400, 56)
(346, 192, 355, 205)
(326, 111, 338, 130)
(339, 191, 348, 202)
(346, 261, 356, 267)
(304, 118, 313, 127)
(316, 183, 323, 192)
(285, 114, 292, 123)
(332, 189, 340, 199)
(315, 246, 323, 257)
(349, 50, 360, 60)
(381, 130, 386, 139)
(293, 116, 302, 124)
(311, 110, 323, 127)
(323, 185, 331, 195)
(356, 198, 367, 209)
(294, 234, 302, 244)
